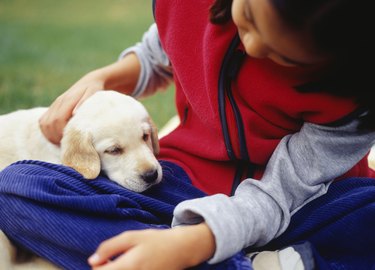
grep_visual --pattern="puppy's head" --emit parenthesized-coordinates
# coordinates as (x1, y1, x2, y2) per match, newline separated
(61, 91, 162, 192)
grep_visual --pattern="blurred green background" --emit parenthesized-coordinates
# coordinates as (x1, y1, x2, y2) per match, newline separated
(0, 0, 176, 129)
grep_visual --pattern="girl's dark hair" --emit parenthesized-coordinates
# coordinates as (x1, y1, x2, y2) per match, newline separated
(210, 0, 375, 130)
(209, 0, 233, 24)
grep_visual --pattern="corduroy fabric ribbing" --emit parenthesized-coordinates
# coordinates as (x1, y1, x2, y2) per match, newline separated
(2, 161, 375, 269)
(0, 160, 252, 270)
(258, 177, 375, 269)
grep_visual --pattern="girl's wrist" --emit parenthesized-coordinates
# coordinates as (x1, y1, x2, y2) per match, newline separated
(173, 223, 216, 267)
(101, 53, 141, 95)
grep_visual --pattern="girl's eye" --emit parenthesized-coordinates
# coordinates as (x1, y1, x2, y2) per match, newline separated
(104, 146, 124, 155)
(278, 57, 299, 67)
(143, 133, 150, 142)
(277, 55, 310, 67)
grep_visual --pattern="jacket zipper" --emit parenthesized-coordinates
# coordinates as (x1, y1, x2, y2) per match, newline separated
(218, 34, 256, 195)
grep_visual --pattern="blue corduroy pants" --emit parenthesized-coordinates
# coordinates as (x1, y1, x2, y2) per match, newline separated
(0, 160, 251, 270)
(263, 176, 375, 270)
(1, 160, 375, 269)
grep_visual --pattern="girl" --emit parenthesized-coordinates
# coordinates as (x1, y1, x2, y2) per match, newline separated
(1, 0, 375, 269)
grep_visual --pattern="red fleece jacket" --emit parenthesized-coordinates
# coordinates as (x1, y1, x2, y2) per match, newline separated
(155, 0, 371, 195)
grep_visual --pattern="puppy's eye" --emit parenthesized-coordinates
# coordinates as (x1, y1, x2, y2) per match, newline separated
(104, 146, 123, 155)
(143, 133, 150, 142)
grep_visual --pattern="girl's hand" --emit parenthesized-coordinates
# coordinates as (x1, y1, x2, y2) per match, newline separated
(39, 53, 141, 145)
(39, 70, 106, 144)
(88, 223, 216, 270)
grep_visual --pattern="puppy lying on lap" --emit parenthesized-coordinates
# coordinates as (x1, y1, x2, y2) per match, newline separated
(0, 90, 163, 270)
(0, 90, 162, 192)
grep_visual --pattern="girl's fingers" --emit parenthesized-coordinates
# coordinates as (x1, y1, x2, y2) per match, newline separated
(39, 87, 87, 144)
(88, 232, 135, 267)
(39, 99, 74, 144)
(91, 253, 134, 270)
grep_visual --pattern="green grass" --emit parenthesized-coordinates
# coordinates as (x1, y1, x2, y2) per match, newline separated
(0, 0, 176, 129)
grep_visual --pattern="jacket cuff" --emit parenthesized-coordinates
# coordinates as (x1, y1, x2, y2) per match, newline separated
(118, 46, 147, 98)
(171, 194, 251, 264)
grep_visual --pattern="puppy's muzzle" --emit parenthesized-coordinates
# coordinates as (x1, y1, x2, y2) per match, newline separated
(142, 169, 159, 184)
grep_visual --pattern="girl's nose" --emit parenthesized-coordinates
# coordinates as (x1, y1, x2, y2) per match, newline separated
(243, 33, 269, 59)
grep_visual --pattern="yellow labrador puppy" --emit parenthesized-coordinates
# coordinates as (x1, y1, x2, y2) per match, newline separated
(0, 90, 162, 269)
(0, 90, 162, 192)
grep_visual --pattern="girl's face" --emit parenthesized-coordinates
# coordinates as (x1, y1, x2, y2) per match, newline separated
(231, 0, 329, 67)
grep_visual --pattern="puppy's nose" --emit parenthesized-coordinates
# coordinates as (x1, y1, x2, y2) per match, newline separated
(142, 169, 159, 184)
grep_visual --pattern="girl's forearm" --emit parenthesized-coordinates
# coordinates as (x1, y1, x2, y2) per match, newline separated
(91, 53, 141, 95)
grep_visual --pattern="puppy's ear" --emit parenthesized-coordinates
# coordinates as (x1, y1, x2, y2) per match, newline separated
(61, 128, 101, 179)
(148, 118, 160, 156)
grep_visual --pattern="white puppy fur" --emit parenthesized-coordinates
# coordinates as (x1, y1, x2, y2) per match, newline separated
(0, 90, 162, 192)
(0, 90, 162, 269)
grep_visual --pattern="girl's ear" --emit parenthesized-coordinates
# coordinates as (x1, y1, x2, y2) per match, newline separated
(148, 118, 160, 156)
(61, 128, 101, 179)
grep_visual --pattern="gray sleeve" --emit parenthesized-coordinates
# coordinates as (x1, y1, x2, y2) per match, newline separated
(119, 23, 173, 98)
(172, 118, 375, 264)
